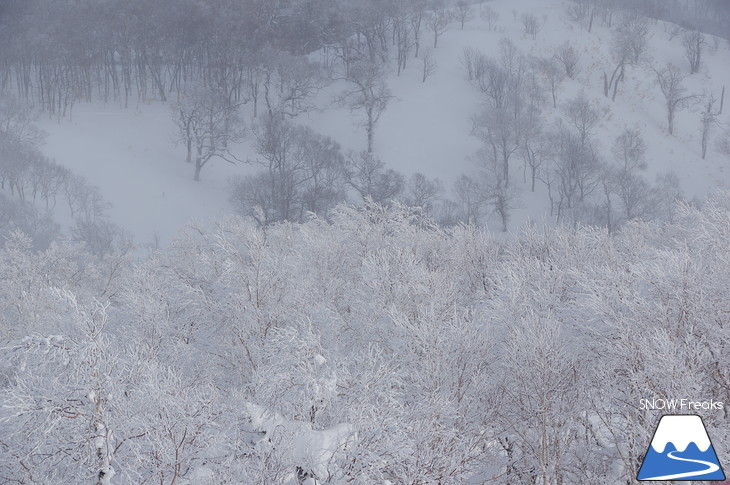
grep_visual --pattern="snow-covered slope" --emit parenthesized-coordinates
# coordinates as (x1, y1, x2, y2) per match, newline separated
(36, 0, 730, 244)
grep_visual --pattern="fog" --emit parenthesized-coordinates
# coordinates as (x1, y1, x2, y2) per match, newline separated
(1, 1, 729, 483)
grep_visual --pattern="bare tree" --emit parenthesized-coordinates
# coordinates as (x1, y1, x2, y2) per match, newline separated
(652, 63, 698, 135)
(480, 5, 500, 31)
(721, 85, 725, 115)
(608, 128, 650, 222)
(455, 1, 474, 30)
(0, 98, 49, 203)
(408, 0, 429, 58)
(518, 70, 548, 192)
(566, 0, 590, 23)
(63, 173, 88, 218)
(547, 120, 603, 220)
(432, 198, 464, 226)
(682, 29, 705, 74)
(612, 128, 647, 174)
(474, 57, 510, 109)
(473, 146, 519, 232)
(666, 23, 684, 41)
(427, 5, 452, 48)
(262, 52, 324, 118)
(603, 15, 650, 102)
(586, 0, 596, 32)
(421, 48, 437, 82)
(555, 42, 580, 79)
(36, 162, 67, 211)
(0, 135, 30, 199)
(521, 131, 553, 192)
(229, 172, 275, 226)
(298, 138, 348, 218)
(498, 38, 521, 79)
(453, 174, 486, 223)
(172, 82, 245, 181)
(615, 15, 650, 65)
(345, 151, 405, 204)
(403, 172, 443, 214)
(522, 67, 545, 124)
(338, 58, 394, 153)
(701, 95, 721, 159)
(394, 15, 414, 75)
(461, 47, 482, 82)
(238, 115, 347, 224)
(472, 105, 524, 189)
(0, 95, 45, 146)
(521, 13, 541, 40)
(563, 94, 601, 147)
(649, 171, 684, 223)
(469, 43, 534, 191)
(604, 45, 627, 102)
(535, 56, 565, 108)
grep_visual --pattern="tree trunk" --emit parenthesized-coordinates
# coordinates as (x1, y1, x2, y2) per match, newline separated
(185, 122, 192, 163)
(194, 145, 205, 181)
(367, 106, 374, 153)
(611, 64, 624, 102)
(720, 85, 725, 114)
(502, 146, 510, 188)
(552, 81, 557, 108)
(194, 160, 202, 181)
(588, 8, 594, 33)
(531, 166, 537, 192)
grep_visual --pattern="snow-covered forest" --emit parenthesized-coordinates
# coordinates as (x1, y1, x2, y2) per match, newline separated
(1, 0, 730, 483)
(2, 199, 730, 484)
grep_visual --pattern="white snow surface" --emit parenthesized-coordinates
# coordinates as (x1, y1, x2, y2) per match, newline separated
(244, 402, 354, 481)
(34, 0, 730, 244)
(651, 415, 712, 453)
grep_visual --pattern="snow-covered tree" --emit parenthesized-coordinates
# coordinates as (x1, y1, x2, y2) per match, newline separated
(0, 292, 125, 484)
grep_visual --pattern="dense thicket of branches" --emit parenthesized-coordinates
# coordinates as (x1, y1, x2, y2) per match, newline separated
(1, 0, 712, 233)
(0, 0, 341, 109)
(1, 195, 730, 483)
(568, 0, 730, 39)
(0, 0, 436, 115)
(0, 95, 129, 254)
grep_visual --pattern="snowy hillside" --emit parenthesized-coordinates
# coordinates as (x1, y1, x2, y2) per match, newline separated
(30, 0, 730, 244)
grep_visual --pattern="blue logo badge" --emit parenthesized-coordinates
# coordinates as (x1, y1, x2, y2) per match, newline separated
(637, 415, 725, 481)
